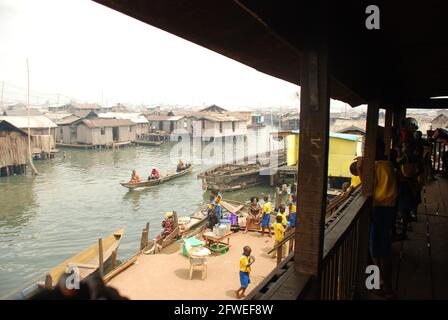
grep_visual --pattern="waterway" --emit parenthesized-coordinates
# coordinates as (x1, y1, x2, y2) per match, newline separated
(0, 127, 281, 296)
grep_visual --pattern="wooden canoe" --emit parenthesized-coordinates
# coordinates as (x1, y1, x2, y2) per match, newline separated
(120, 165, 193, 190)
(45, 228, 124, 287)
(143, 208, 209, 254)
(134, 140, 164, 146)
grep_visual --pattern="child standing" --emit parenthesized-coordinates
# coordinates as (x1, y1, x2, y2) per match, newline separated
(271, 215, 286, 258)
(260, 195, 272, 237)
(276, 204, 288, 229)
(236, 246, 255, 299)
(288, 195, 297, 228)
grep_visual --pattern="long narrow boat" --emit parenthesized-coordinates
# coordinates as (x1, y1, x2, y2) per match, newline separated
(120, 165, 193, 190)
(5, 228, 124, 300)
(142, 208, 208, 253)
(46, 228, 124, 287)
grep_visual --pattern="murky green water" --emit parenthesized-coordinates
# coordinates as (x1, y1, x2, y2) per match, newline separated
(0, 127, 281, 296)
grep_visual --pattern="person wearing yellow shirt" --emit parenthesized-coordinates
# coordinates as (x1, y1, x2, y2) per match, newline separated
(271, 215, 286, 258)
(129, 169, 141, 183)
(260, 195, 272, 237)
(276, 204, 288, 228)
(288, 196, 297, 228)
(236, 246, 255, 299)
(359, 138, 398, 299)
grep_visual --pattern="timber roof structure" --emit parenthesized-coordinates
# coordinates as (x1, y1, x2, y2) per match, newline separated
(93, 0, 448, 109)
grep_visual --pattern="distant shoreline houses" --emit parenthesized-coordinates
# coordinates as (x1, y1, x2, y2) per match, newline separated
(39, 104, 259, 147)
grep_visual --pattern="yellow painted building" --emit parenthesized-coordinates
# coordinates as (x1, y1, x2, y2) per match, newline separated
(286, 131, 362, 179)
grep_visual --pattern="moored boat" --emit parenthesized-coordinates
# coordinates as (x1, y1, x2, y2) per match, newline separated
(6, 228, 124, 299)
(45, 228, 124, 287)
(134, 131, 170, 146)
(197, 151, 286, 192)
(120, 165, 193, 190)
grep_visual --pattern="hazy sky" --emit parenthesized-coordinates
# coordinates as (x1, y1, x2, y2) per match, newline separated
(0, 0, 349, 111)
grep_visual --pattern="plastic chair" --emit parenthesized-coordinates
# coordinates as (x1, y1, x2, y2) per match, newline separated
(185, 240, 208, 280)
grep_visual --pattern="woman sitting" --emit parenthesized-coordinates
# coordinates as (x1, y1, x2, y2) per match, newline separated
(244, 197, 261, 233)
(176, 159, 186, 172)
(148, 167, 160, 180)
(161, 212, 175, 239)
(129, 169, 141, 183)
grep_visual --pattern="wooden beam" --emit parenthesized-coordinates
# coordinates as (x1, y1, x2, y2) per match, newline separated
(384, 108, 393, 159)
(362, 104, 379, 197)
(294, 44, 330, 276)
(98, 238, 104, 275)
(111, 250, 117, 270)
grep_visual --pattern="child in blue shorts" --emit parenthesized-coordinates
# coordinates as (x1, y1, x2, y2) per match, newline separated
(236, 246, 255, 299)
(260, 195, 272, 237)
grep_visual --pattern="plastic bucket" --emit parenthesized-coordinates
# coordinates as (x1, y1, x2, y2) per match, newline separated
(210, 244, 229, 254)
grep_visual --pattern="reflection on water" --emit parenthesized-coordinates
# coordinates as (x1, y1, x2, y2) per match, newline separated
(0, 127, 278, 296)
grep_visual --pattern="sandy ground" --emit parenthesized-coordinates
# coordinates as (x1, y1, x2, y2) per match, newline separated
(108, 231, 278, 299)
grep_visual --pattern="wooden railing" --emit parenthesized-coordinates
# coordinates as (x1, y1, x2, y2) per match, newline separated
(431, 140, 447, 173)
(267, 230, 295, 266)
(246, 186, 369, 300)
(267, 186, 360, 268)
(320, 191, 369, 299)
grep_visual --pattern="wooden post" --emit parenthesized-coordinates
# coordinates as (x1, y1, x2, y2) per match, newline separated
(384, 108, 393, 159)
(144, 222, 149, 246)
(44, 274, 52, 289)
(140, 229, 148, 250)
(98, 238, 104, 275)
(294, 43, 330, 277)
(111, 250, 117, 270)
(277, 246, 282, 266)
(362, 104, 379, 197)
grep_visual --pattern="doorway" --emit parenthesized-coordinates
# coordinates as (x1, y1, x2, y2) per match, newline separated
(112, 127, 119, 142)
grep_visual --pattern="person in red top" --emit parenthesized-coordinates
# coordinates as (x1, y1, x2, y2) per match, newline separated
(149, 167, 160, 180)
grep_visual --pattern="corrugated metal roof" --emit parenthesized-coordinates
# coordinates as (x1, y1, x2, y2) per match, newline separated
(193, 114, 245, 122)
(3, 108, 42, 116)
(0, 116, 58, 129)
(146, 115, 184, 121)
(97, 112, 149, 124)
(55, 115, 81, 125)
(44, 113, 73, 121)
(81, 118, 135, 128)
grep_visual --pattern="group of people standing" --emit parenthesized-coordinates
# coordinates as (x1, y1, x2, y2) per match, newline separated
(354, 117, 438, 299)
(243, 193, 297, 258)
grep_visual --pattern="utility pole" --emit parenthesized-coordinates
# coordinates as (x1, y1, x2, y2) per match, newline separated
(26, 59, 38, 175)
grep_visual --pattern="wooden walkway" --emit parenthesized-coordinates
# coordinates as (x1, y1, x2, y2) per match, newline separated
(107, 231, 277, 300)
(391, 177, 448, 299)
